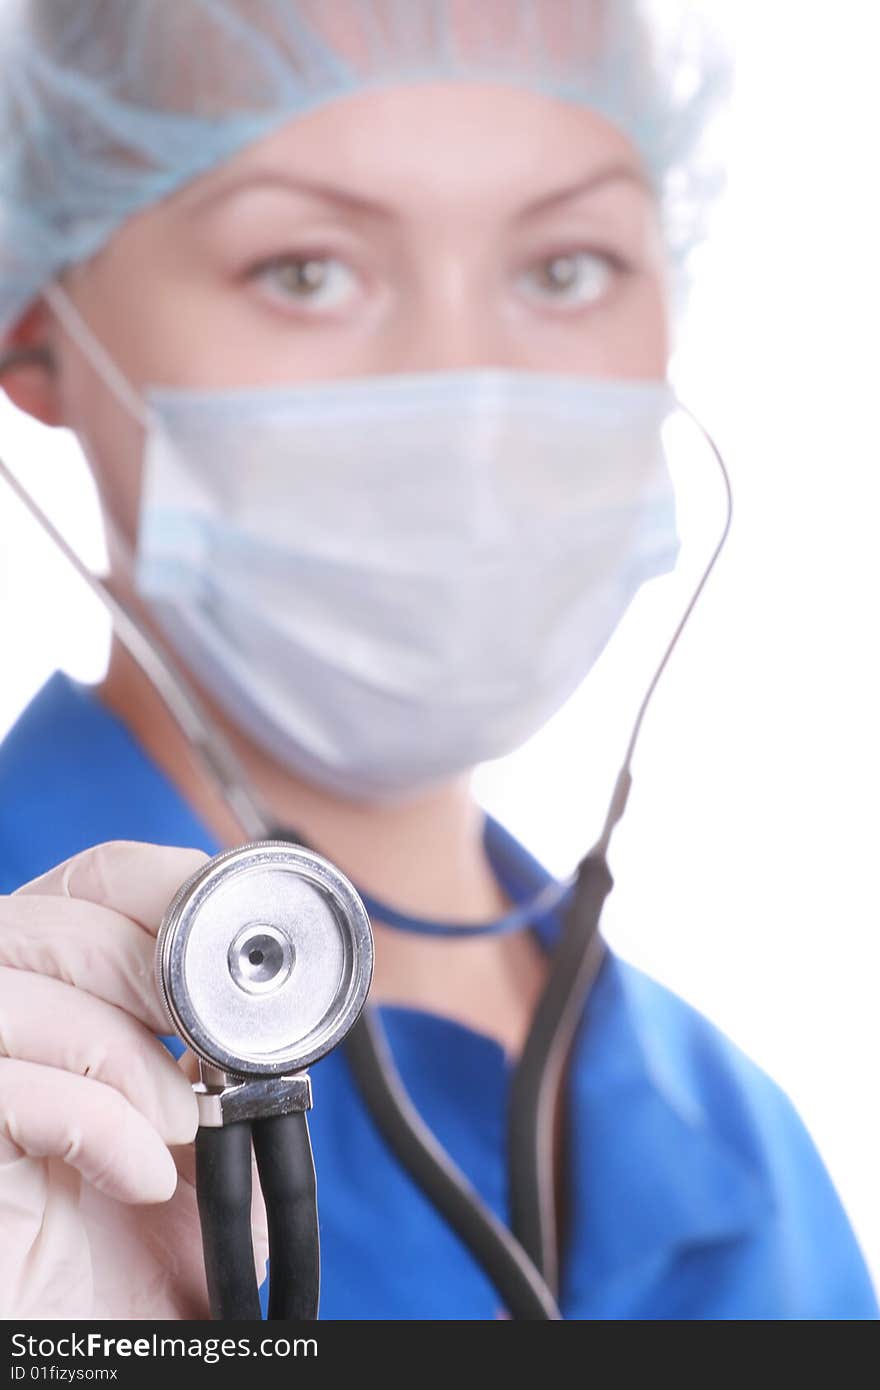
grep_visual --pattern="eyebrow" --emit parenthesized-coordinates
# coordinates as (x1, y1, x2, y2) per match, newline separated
(519, 163, 650, 217)
(184, 161, 650, 221)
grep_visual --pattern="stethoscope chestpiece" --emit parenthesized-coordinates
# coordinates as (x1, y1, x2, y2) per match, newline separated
(156, 839, 374, 1083)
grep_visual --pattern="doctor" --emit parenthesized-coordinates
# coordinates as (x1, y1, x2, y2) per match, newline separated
(0, 0, 876, 1319)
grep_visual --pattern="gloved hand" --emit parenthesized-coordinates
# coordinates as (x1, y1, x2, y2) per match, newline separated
(0, 840, 269, 1319)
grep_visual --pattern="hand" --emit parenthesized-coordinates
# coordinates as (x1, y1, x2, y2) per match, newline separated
(0, 841, 269, 1319)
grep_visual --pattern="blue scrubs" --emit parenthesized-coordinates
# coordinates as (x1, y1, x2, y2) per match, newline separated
(0, 672, 876, 1320)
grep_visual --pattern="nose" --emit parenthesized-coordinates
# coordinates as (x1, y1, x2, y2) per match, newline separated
(378, 251, 524, 373)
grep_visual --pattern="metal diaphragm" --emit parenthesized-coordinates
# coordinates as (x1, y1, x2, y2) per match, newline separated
(156, 841, 374, 1077)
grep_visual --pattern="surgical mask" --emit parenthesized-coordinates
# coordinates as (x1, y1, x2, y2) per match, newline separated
(44, 285, 681, 804)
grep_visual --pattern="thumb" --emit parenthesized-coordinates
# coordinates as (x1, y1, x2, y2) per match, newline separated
(15, 841, 209, 937)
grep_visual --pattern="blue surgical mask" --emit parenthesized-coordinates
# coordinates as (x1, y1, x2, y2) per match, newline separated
(44, 285, 681, 805)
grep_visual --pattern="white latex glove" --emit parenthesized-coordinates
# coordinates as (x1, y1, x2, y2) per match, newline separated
(0, 841, 269, 1319)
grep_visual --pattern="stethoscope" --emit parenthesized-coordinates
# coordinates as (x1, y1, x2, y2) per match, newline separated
(0, 363, 731, 1321)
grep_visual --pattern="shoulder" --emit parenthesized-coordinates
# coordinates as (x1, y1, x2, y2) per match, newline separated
(610, 955, 806, 1149)
(0, 672, 216, 892)
(578, 953, 878, 1318)
(0, 672, 97, 890)
(610, 956, 838, 1189)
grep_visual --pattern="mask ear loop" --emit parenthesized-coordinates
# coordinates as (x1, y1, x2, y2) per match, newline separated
(506, 403, 734, 1294)
(0, 447, 278, 841)
(41, 282, 153, 429)
(0, 282, 279, 842)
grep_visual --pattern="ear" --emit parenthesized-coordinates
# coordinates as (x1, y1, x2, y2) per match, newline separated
(0, 302, 65, 427)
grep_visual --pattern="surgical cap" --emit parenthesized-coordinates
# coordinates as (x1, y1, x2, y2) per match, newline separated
(0, 0, 731, 335)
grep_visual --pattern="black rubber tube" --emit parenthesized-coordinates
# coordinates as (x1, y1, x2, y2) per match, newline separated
(252, 1112, 320, 1321)
(506, 852, 612, 1293)
(343, 1006, 561, 1320)
(195, 1121, 262, 1321)
(268, 823, 559, 1319)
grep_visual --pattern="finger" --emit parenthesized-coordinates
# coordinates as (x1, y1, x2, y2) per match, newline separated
(173, 1050, 267, 1261)
(178, 1048, 201, 1084)
(15, 841, 209, 936)
(170, 1052, 202, 1186)
(0, 894, 170, 1034)
(0, 1058, 179, 1204)
(0, 968, 197, 1145)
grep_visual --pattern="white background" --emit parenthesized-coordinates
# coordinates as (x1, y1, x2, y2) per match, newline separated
(1, 4, 878, 1287)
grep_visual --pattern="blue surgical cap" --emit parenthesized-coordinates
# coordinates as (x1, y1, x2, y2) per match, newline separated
(0, 0, 731, 335)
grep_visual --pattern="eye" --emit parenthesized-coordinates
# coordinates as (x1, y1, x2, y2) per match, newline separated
(517, 250, 620, 309)
(249, 254, 359, 311)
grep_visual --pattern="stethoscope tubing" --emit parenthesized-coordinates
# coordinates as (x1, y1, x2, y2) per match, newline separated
(196, 1110, 320, 1321)
(341, 1001, 563, 1320)
(0, 399, 732, 1321)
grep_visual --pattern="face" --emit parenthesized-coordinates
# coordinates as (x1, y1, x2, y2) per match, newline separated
(14, 81, 670, 544)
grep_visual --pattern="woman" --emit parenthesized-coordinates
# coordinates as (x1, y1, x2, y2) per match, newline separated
(0, 0, 875, 1320)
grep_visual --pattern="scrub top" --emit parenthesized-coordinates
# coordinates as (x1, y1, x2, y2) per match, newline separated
(0, 672, 876, 1321)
